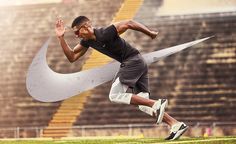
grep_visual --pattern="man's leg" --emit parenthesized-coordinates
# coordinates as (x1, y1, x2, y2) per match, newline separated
(163, 112, 178, 126)
(130, 94, 155, 107)
(109, 77, 167, 124)
(164, 112, 189, 140)
(136, 92, 179, 125)
(135, 92, 188, 140)
(137, 92, 155, 116)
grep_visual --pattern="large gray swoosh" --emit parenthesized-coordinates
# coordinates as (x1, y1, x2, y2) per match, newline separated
(26, 36, 212, 102)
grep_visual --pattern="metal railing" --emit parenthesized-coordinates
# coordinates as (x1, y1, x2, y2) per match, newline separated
(0, 122, 235, 139)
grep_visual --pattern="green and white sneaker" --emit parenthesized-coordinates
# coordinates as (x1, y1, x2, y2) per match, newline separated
(165, 122, 189, 140)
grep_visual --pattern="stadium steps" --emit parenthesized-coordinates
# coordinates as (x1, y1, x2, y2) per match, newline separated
(43, 128, 71, 134)
(42, 92, 89, 138)
(43, 0, 144, 139)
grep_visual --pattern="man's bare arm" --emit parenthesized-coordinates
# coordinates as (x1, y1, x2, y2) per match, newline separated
(73, 43, 88, 62)
(113, 20, 158, 39)
(57, 36, 88, 63)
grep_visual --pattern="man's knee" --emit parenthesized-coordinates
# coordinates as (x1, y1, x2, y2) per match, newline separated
(109, 93, 132, 104)
(109, 77, 131, 104)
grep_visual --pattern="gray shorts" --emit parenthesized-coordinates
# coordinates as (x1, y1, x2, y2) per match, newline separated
(112, 54, 150, 94)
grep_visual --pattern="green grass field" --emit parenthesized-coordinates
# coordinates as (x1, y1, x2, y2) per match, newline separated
(0, 136, 236, 144)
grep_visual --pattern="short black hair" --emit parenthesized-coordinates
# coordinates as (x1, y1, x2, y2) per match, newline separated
(71, 16, 90, 28)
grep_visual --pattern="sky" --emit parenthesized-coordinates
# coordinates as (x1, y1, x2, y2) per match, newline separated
(157, 0, 236, 15)
(0, 0, 235, 15)
(0, 0, 61, 6)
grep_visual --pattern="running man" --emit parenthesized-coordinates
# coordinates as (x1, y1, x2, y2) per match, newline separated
(55, 16, 188, 140)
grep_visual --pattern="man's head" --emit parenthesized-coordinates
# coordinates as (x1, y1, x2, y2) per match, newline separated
(71, 16, 93, 40)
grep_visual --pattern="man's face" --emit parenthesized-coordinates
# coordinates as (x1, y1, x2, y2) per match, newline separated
(73, 22, 92, 40)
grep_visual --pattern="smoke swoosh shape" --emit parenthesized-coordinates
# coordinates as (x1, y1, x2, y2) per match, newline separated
(26, 36, 212, 102)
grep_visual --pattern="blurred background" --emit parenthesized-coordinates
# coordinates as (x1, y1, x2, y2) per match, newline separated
(0, 0, 235, 139)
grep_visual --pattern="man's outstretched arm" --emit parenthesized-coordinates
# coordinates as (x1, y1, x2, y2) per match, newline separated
(113, 20, 158, 39)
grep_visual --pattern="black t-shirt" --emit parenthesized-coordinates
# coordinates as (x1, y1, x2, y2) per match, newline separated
(80, 25, 139, 63)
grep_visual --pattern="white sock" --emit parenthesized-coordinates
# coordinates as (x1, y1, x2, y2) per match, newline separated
(152, 100, 161, 111)
(137, 92, 155, 116)
(139, 105, 154, 116)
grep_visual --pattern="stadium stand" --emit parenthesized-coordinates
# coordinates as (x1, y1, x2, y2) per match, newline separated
(75, 0, 236, 126)
(0, 0, 122, 138)
(0, 0, 236, 139)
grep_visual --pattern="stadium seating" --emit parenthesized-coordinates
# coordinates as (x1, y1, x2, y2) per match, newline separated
(0, 3, 66, 131)
(74, 0, 236, 126)
(0, 0, 236, 138)
(0, 0, 122, 138)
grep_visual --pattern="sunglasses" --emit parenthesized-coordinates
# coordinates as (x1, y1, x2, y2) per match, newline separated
(72, 24, 87, 35)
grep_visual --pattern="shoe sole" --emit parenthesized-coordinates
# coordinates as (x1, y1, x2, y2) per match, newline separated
(157, 100, 168, 124)
(171, 126, 189, 140)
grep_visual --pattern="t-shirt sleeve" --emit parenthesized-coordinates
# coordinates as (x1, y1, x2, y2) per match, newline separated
(100, 24, 119, 42)
(80, 39, 90, 48)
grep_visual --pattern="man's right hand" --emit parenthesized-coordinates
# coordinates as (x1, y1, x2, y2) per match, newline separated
(55, 18, 65, 38)
(150, 31, 159, 39)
